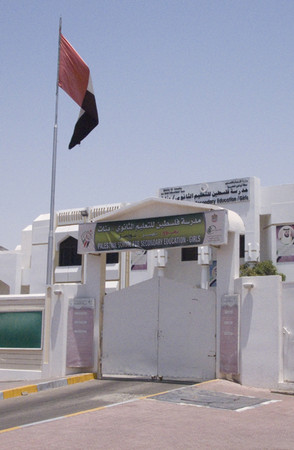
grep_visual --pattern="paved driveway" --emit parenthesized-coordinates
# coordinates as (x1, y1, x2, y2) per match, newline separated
(1, 379, 294, 449)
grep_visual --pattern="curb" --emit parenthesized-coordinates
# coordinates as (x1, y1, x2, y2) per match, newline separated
(0, 373, 97, 400)
(271, 389, 294, 396)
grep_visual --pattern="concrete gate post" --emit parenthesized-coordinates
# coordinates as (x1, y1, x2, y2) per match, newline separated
(46, 253, 105, 378)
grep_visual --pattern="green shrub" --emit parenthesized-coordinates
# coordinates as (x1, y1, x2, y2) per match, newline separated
(240, 260, 286, 281)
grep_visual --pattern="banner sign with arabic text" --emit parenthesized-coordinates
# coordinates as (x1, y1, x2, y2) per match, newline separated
(78, 210, 227, 254)
(159, 178, 250, 205)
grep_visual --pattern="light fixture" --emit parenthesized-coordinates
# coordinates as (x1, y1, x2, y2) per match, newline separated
(243, 282, 254, 289)
(81, 210, 88, 217)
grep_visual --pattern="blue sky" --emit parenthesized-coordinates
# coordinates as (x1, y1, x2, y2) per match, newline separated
(1, 0, 294, 249)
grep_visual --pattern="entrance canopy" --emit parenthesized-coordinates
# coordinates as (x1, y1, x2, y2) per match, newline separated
(78, 197, 244, 254)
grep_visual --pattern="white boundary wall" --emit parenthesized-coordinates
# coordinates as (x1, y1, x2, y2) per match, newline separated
(0, 294, 46, 380)
(235, 276, 283, 389)
(1, 274, 294, 389)
(0, 253, 105, 381)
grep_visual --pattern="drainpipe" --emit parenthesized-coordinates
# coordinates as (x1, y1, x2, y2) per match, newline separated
(156, 249, 168, 277)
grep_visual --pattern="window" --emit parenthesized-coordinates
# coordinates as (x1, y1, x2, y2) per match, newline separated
(181, 247, 198, 261)
(106, 252, 119, 264)
(240, 235, 245, 258)
(59, 237, 81, 266)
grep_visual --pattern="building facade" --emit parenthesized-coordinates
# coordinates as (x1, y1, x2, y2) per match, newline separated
(0, 176, 294, 388)
(1, 176, 294, 295)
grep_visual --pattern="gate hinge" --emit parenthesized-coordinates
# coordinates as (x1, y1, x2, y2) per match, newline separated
(157, 330, 163, 338)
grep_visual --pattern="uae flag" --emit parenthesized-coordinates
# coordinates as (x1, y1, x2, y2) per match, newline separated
(58, 34, 99, 149)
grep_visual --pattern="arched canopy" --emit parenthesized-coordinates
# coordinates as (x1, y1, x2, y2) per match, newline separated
(78, 197, 244, 254)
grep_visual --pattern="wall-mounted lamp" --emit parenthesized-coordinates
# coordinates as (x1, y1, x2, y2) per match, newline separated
(53, 289, 63, 296)
(81, 210, 88, 217)
(243, 282, 254, 289)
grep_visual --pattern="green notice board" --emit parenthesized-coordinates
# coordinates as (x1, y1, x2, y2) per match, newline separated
(0, 311, 42, 349)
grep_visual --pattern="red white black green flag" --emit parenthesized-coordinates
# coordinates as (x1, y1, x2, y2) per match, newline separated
(58, 34, 98, 149)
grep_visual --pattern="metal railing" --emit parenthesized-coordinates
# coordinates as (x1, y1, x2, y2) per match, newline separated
(56, 203, 125, 226)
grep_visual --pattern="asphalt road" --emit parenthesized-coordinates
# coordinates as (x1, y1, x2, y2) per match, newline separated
(0, 378, 192, 431)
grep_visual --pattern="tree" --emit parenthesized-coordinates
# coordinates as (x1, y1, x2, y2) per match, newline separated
(240, 260, 286, 281)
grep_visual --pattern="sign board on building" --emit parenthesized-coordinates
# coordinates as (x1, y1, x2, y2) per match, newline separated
(0, 311, 43, 349)
(276, 224, 294, 263)
(78, 210, 228, 254)
(159, 178, 250, 205)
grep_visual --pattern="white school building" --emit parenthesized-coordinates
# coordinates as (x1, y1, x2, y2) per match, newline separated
(1, 176, 294, 389)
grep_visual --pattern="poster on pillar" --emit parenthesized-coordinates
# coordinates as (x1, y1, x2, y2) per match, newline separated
(78, 210, 228, 254)
(66, 298, 94, 368)
(220, 294, 239, 375)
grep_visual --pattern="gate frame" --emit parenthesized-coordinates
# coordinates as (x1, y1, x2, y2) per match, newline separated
(89, 197, 245, 381)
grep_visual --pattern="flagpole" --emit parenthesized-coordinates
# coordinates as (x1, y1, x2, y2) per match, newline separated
(46, 17, 62, 286)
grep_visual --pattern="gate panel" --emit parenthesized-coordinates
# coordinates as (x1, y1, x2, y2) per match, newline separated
(158, 278, 216, 380)
(102, 278, 159, 377)
(102, 277, 216, 381)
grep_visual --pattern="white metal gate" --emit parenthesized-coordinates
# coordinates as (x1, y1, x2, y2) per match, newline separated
(282, 283, 294, 382)
(101, 277, 216, 381)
